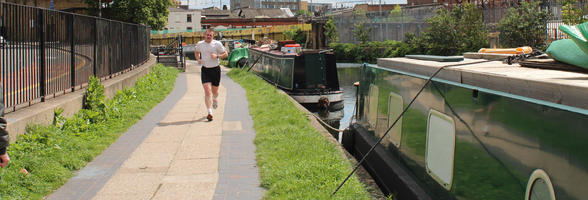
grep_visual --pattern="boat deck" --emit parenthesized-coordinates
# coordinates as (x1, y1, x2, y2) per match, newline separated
(377, 57, 588, 110)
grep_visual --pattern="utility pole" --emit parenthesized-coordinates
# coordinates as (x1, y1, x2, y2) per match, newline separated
(99, 0, 102, 18)
(379, 0, 382, 41)
(379, 0, 382, 13)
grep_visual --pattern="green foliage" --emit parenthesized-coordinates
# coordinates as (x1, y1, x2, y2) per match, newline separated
(562, 0, 588, 25)
(293, 29, 307, 46)
(353, 23, 372, 44)
(388, 5, 403, 22)
(0, 64, 178, 199)
(83, 76, 106, 115)
(283, 28, 297, 40)
(331, 41, 415, 63)
(456, 3, 488, 53)
(85, 0, 172, 29)
(353, 9, 368, 23)
(324, 17, 339, 45)
(283, 28, 306, 45)
(227, 68, 371, 199)
(295, 9, 312, 16)
(417, 3, 488, 55)
(53, 108, 66, 129)
(497, 1, 550, 50)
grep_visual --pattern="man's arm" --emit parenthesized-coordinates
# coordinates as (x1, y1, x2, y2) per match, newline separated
(218, 50, 228, 59)
(195, 50, 202, 65)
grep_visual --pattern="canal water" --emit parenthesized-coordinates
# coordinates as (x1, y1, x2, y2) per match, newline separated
(311, 63, 361, 135)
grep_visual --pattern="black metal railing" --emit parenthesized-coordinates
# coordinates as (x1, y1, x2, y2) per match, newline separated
(153, 35, 185, 69)
(0, 2, 150, 112)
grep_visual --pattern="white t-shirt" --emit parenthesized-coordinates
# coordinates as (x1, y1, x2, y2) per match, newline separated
(195, 40, 226, 68)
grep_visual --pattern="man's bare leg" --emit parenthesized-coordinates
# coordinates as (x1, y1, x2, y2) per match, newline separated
(203, 82, 213, 121)
(212, 85, 219, 109)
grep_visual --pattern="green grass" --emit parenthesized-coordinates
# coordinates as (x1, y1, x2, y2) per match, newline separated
(0, 64, 179, 199)
(227, 68, 372, 199)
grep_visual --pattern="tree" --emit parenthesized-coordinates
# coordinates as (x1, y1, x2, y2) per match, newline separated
(353, 23, 371, 44)
(85, 0, 172, 30)
(408, 3, 487, 56)
(455, 3, 488, 53)
(422, 8, 460, 55)
(284, 28, 306, 45)
(388, 5, 402, 22)
(562, 0, 588, 25)
(295, 10, 312, 17)
(497, 1, 549, 49)
(324, 17, 339, 46)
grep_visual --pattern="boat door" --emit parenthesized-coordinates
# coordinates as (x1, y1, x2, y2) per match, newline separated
(304, 53, 327, 88)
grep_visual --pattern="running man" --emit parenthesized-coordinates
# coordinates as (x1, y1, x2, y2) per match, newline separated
(195, 28, 228, 121)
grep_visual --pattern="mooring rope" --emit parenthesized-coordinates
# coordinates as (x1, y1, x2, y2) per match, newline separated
(309, 113, 344, 132)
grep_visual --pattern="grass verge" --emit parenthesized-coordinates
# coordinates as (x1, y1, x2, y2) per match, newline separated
(0, 64, 179, 199)
(227, 68, 372, 199)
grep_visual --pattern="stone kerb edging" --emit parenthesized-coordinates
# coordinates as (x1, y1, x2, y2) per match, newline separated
(5, 54, 157, 142)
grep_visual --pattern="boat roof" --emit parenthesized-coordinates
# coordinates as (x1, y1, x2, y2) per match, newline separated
(377, 57, 588, 110)
(250, 47, 333, 57)
(250, 46, 297, 57)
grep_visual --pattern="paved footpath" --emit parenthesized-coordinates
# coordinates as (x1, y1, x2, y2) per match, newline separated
(47, 61, 265, 200)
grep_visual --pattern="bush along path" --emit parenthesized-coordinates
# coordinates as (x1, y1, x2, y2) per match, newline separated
(227, 68, 372, 199)
(0, 64, 179, 199)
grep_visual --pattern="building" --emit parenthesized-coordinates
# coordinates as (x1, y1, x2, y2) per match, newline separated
(202, 8, 297, 28)
(230, 0, 303, 11)
(299, 1, 307, 12)
(1, 0, 89, 13)
(307, 2, 331, 15)
(353, 4, 401, 12)
(164, 6, 202, 32)
(230, 0, 260, 10)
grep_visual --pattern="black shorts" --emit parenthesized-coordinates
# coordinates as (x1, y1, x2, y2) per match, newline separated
(201, 66, 221, 86)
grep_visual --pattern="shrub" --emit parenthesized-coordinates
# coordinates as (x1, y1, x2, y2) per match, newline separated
(417, 3, 488, 55)
(324, 17, 339, 46)
(83, 76, 106, 118)
(562, 0, 588, 25)
(497, 1, 549, 50)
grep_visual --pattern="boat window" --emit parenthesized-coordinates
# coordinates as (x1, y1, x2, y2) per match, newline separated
(366, 84, 378, 130)
(525, 169, 556, 200)
(386, 92, 403, 148)
(425, 109, 455, 190)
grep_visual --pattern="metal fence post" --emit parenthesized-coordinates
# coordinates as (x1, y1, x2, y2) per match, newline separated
(37, 9, 45, 102)
(69, 14, 75, 92)
(93, 18, 97, 76)
(401, 9, 404, 41)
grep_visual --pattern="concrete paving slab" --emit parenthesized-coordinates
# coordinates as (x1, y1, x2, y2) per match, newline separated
(176, 136, 222, 159)
(222, 121, 243, 131)
(160, 113, 198, 123)
(92, 193, 156, 200)
(92, 172, 163, 197)
(120, 143, 179, 169)
(161, 174, 218, 183)
(152, 182, 217, 200)
(143, 126, 189, 143)
(167, 158, 218, 176)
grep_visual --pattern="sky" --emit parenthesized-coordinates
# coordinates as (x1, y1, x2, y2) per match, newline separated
(178, 0, 406, 9)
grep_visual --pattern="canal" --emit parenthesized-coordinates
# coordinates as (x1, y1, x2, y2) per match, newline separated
(311, 63, 361, 137)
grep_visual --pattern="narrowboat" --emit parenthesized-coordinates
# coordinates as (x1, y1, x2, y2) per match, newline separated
(248, 46, 343, 111)
(343, 57, 588, 200)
